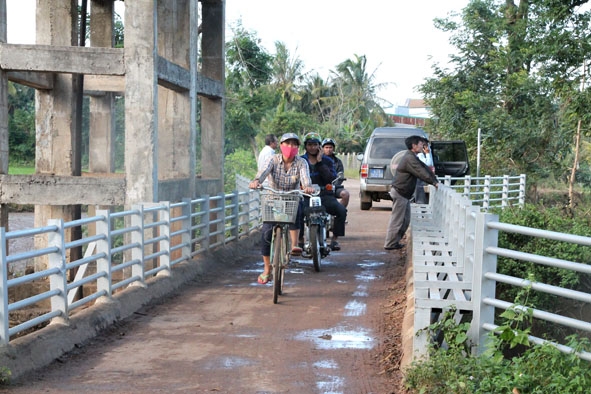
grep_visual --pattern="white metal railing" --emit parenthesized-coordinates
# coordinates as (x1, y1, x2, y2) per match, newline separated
(440, 174, 526, 210)
(412, 178, 591, 363)
(0, 189, 262, 344)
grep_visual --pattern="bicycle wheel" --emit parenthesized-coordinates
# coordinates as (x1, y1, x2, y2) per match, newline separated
(310, 224, 321, 272)
(272, 226, 283, 304)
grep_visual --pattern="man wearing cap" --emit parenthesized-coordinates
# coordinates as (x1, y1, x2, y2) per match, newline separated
(321, 138, 350, 208)
(250, 133, 314, 284)
(300, 132, 347, 251)
(384, 135, 439, 250)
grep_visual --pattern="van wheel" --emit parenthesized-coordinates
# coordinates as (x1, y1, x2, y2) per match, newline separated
(360, 201, 372, 210)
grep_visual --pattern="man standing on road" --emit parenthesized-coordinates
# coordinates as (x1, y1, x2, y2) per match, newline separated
(257, 134, 278, 187)
(384, 135, 439, 250)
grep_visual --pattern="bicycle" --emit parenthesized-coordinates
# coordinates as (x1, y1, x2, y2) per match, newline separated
(259, 186, 303, 304)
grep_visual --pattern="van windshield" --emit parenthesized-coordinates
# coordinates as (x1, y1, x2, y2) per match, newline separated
(369, 138, 407, 159)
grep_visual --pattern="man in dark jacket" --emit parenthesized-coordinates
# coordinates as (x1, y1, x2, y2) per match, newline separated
(384, 135, 439, 250)
(301, 132, 347, 250)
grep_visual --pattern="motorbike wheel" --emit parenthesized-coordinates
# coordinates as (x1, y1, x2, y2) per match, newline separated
(310, 224, 321, 272)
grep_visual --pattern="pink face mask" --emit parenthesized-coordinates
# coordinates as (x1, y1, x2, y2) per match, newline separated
(280, 145, 299, 159)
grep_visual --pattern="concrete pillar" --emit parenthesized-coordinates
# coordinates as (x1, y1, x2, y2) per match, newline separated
(89, 0, 115, 175)
(87, 0, 116, 235)
(200, 0, 225, 194)
(157, 1, 191, 182)
(0, 0, 8, 234)
(34, 0, 79, 271)
(124, 0, 158, 204)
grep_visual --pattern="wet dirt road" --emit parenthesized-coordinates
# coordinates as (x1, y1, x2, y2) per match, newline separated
(4, 179, 408, 393)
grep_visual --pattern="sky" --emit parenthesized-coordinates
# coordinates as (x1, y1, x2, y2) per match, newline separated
(6, 0, 469, 109)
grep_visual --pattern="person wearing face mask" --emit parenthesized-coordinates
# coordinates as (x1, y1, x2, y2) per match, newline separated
(249, 133, 315, 285)
(300, 132, 347, 251)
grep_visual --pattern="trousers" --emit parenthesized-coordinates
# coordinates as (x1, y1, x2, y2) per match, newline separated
(384, 187, 410, 248)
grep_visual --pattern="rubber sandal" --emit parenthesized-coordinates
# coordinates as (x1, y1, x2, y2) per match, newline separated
(291, 246, 302, 256)
(257, 273, 270, 284)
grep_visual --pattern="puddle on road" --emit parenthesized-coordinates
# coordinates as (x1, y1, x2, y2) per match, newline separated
(203, 356, 254, 370)
(316, 373, 345, 394)
(314, 359, 338, 369)
(343, 300, 367, 317)
(355, 271, 378, 282)
(295, 327, 374, 350)
(352, 284, 368, 297)
(357, 260, 385, 268)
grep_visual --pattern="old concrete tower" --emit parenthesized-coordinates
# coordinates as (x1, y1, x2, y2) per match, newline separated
(0, 0, 225, 268)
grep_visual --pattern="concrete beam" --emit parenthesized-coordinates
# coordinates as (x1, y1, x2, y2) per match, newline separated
(0, 174, 125, 205)
(6, 71, 53, 90)
(0, 44, 125, 75)
(84, 75, 124, 94)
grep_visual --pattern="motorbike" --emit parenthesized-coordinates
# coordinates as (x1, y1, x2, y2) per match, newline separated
(301, 173, 345, 272)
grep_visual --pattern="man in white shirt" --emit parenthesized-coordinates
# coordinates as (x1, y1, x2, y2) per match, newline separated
(257, 134, 278, 186)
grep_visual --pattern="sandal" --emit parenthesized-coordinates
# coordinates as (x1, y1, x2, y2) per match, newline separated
(257, 273, 270, 284)
(291, 246, 302, 256)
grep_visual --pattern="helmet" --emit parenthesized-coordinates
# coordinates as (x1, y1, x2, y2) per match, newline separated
(279, 132, 300, 145)
(321, 138, 336, 148)
(303, 132, 322, 144)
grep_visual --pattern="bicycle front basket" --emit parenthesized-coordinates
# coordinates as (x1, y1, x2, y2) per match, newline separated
(260, 192, 300, 223)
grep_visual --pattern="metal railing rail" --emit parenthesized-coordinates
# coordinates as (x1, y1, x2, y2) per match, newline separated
(0, 188, 262, 344)
(413, 177, 591, 363)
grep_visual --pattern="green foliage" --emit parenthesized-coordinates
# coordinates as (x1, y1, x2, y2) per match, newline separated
(0, 366, 10, 385)
(421, 0, 591, 183)
(8, 82, 35, 166)
(494, 203, 591, 311)
(405, 301, 591, 393)
(223, 148, 257, 193)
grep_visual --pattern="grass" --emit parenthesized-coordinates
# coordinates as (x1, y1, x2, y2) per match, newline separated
(8, 166, 35, 175)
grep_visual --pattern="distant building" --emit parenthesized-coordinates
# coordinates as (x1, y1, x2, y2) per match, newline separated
(388, 98, 431, 127)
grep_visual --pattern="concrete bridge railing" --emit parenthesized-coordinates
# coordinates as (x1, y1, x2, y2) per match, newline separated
(410, 176, 591, 363)
(0, 188, 262, 345)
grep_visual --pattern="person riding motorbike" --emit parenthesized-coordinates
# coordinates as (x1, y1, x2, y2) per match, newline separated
(321, 138, 350, 208)
(300, 132, 347, 251)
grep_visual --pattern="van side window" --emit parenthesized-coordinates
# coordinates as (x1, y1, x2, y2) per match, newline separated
(369, 138, 406, 159)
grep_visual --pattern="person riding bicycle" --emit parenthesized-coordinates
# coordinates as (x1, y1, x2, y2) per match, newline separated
(321, 138, 350, 208)
(300, 132, 347, 251)
(249, 133, 314, 285)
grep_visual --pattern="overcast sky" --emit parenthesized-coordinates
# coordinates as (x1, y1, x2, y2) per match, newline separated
(6, 0, 469, 108)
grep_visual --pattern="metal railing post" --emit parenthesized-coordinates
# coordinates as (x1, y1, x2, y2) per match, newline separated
(130, 205, 146, 287)
(48, 219, 68, 325)
(468, 211, 499, 355)
(519, 174, 526, 207)
(231, 191, 239, 240)
(464, 175, 471, 196)
(95, 209, 113, 300)
(0, 228, 9, 344)
(181, 198, 192, 260)
(502, 175, 509, 208)
(158, 202, 171, 276)
(202, 195, 211, 251)
(483, 176, 491, 211)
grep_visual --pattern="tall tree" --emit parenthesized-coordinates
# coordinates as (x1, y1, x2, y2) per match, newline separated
(421, 0, 591, 182)
(225, 23, 274, 157)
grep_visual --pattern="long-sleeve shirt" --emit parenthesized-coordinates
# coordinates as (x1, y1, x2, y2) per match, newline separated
(255, 154, 312, 191)
(257, 145, 276, 186)
(301, 153, 336, 196)
(392, 150, 438, 199)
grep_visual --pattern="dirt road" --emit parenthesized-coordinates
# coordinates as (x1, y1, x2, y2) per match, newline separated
(4, 179, 409, 393)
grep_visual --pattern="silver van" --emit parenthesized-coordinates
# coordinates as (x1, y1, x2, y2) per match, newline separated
(357, 126, 429, 210)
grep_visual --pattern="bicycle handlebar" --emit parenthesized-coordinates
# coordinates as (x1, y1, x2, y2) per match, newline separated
(255, 185, 319, 199)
